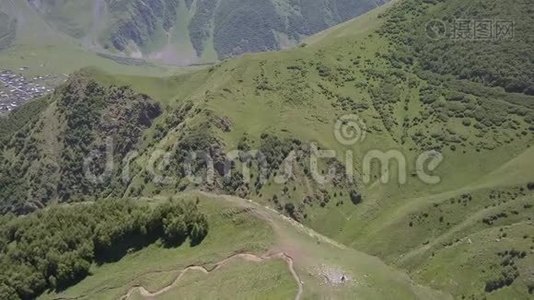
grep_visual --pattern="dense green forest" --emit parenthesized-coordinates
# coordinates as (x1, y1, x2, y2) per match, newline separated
(0, 73, 161, 214)
(0, 98, 49, 145)
(380, 0, 534, 95)
(0, 198, 208, 300)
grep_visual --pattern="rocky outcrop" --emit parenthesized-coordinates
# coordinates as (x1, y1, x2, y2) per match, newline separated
(108, 0, 180, 50)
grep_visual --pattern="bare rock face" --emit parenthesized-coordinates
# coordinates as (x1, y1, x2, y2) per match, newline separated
(316, 265, 353, 286)
(0, 11, 17, 50)
(109, 0, 180, 51)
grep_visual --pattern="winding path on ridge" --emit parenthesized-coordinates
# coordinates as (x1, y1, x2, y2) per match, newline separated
(118, 191, 349, 300)
(120, 252, 303, 300)
(196, 191, 348, 250)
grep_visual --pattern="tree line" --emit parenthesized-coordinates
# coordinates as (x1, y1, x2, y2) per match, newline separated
(0, 198, 208, 300)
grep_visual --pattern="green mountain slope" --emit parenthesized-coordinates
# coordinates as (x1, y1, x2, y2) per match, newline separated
(0, 73, 161, 213)
(38, 192, 450, 300)
(15, 0, 389, 65)
(1, 0, 534, 299)
(0, 0, 193, 78)
(0, 197, 208, 299)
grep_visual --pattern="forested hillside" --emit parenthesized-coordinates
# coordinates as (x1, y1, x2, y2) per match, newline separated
(0, 198, 208, 299)
(381, 0, 534, 95)
(0, 72, 161, 213)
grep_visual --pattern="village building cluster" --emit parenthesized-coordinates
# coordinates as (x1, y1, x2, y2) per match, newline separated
(0, 68, 54, 113)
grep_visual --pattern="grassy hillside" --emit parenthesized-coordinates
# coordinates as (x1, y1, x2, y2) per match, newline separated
(0, 73, 162, 213)
(381, 0, 534, 95)
(38, 192, 449, 300)
(0, 0, 197, 79)
(0, 196, 208, 299)
(27, 0, 95, 39)
(1, 0, 533, 299)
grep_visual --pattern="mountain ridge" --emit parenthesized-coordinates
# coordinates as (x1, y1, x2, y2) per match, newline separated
(2, 0, 389, 66)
